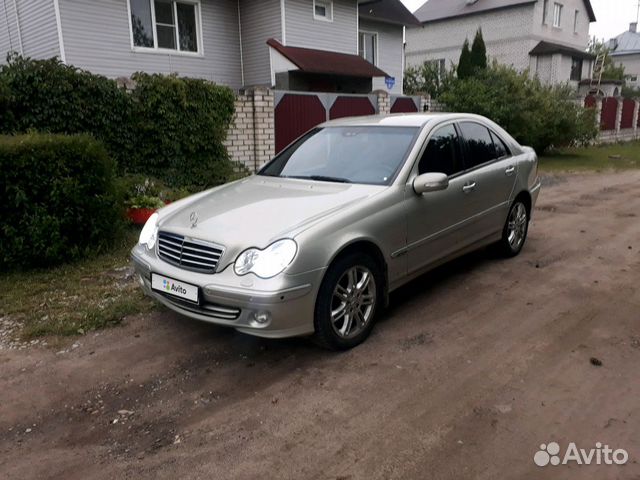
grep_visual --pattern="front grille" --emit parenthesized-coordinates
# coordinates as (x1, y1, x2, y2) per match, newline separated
(157, 231, 224, 273)
(160, 293, 241, 320)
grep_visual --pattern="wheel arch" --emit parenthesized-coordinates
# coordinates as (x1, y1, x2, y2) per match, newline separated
(513, 190, 532, 216)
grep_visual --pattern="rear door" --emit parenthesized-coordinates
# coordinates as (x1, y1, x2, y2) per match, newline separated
(457, 121, 518, 241)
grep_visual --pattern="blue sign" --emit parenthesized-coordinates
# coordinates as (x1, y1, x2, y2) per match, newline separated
(385, 76, 396, 90)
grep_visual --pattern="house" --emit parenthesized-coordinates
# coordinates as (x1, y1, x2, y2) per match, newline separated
(608, 23, 640, 89)
(405, 0, 596, 86)
(0, 0, 418, 94)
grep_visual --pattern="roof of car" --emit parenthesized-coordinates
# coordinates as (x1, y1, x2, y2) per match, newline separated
(319, 112, 477, 128)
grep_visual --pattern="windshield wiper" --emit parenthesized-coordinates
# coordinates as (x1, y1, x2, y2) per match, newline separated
(287, 175, 352, 184)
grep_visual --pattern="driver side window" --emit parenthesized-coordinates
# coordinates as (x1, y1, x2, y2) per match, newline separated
(418, 124, 463, 177)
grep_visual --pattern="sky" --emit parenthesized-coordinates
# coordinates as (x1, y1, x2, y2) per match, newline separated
(400, 0, 640, 41)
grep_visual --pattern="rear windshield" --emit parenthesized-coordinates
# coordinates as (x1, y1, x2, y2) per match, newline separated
(259, 126, 419, 185)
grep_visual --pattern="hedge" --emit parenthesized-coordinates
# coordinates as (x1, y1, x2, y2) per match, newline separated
(0, 134, 123, 269)
(0, 55, 237, 188)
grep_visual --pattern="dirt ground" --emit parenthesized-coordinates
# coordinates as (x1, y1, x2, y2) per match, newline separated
(1, 171, 639, 480)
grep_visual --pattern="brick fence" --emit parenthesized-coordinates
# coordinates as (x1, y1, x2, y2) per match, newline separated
(585, 95, 640, 144)
(225, 89, 427, 171)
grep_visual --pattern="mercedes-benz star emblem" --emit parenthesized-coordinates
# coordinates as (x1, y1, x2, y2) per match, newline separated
(189, 211, 198, 228)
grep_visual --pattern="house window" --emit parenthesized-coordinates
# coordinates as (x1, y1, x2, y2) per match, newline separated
(553, 3, 562, 28)
(313, 0, 333, 22)
(359, 32, 377, 65)
(542, 0, 548, 24)
(574, 9, 579, 33)
(129, 0, 201, 53)
(570, 57, 583, 81)
(427, 58, 446, 78)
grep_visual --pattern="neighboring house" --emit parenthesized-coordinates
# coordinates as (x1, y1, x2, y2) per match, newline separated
(608, 23, 640, 89)
(0, 0, 418, 94)
(405, 0, 596, 86)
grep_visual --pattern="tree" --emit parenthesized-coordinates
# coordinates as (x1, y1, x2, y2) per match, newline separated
(457, 39, 473, 79)
(470, 29, 487, 72)
(588, 38, 626, 81)
(404, 60, 453, 98)
(440, 62, 597, 152)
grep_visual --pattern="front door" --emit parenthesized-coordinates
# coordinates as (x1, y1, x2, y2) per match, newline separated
(405, 123, 477, 275)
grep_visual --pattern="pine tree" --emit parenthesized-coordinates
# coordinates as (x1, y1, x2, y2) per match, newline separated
(457, 39, 473, 79)
(470, 28, 487, 72)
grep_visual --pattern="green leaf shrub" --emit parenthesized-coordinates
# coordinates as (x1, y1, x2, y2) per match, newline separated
(0, 134, 123, 269)
(440, 63, 598, 152)
(129, 73, 236, 188)
(0, 55, 237, 189)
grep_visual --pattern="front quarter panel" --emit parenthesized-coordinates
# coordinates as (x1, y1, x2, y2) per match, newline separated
(286, 186, 407, 286)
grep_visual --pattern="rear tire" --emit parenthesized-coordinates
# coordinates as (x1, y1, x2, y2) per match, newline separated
(313, 252, 383, 350)
(497, 199, 529, 257)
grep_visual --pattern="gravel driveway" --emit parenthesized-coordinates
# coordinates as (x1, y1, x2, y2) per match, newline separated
(1, 171, 639, 480)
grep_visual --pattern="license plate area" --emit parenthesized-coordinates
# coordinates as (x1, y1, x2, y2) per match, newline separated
(151, 274, 199, 304)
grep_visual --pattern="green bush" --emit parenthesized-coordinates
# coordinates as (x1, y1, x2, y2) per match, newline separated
(128, 73, 236, 188)
(0, 134, 123, 269)
(0, 54, 133, 160)
(440, 63, 598, 152)
(0, 55, 237, 189)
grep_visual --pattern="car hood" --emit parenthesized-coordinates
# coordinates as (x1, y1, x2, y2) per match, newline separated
(158, 175, 383, 260)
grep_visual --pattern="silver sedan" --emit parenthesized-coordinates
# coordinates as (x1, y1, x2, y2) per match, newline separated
(131, 113, 541, 349)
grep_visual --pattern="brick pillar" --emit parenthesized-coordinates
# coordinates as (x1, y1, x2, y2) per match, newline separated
(375, 90, 391, 115)
(224, 87, 275, 172)
(252, 87, 275, 171)
(595, 97, 603, 134)
(615, 97, 623, 139)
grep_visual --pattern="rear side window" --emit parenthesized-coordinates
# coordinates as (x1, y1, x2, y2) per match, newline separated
(490, 130, 510, 158)
(459, 122, 496, 169)
(418, 124, 463, 176)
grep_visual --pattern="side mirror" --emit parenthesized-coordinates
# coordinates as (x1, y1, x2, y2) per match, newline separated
(413, 172, 449, 195)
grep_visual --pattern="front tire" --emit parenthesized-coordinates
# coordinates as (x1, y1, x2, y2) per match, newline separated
(313, 252, 383, 350)
(498, 199, 529, 257)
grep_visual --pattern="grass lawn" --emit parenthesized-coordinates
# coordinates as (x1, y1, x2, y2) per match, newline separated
(0, 228, 155, 340)
(540, 141, 640, 172)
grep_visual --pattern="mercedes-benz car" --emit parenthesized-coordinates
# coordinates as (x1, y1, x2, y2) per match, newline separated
(131, 113, 541, 350)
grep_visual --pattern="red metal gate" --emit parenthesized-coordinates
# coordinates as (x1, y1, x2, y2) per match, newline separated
(584, 95, 596, 109)
(274, 94, 326, 153)
(391, 98, 418, 113)
(329, 97, 376, 120)
(600, 97, 618, 131)
(621, 98, 636, 129)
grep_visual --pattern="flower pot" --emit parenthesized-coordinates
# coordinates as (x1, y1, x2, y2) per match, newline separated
(127, 208, 157, 225)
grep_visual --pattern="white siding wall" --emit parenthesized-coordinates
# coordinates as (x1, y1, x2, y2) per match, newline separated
(0, 1, 21, 62)
(284, 0, 357, 54)
(240, 0, 281, 87)
(359, 19, 403, 94)
(613, 53, 640, 88)
(405, 5, 536, 72)
(17, 0, 60, 59)
(0, 0, 59, 63)
(59, 0, 242, 88)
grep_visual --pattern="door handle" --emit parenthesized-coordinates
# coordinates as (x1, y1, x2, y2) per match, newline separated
(505, 166, 516, 176)
(462, 182, 476, 193)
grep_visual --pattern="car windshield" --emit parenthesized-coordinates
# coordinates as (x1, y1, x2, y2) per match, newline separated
(259, 126, 419, 185)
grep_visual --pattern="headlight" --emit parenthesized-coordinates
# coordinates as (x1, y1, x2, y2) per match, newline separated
(138, 213, 159, 250)
(234, 239, 297, 279)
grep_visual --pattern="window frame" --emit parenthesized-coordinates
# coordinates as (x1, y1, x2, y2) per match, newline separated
(457, 121, 513, 174)
(542, 0, 549, 24)
(358, 30, 379, 65)
(313, 0, 334, 22)
(553, 2, 563, 28)
(127, 0, 204, 56)
(410, 121, 466, 179)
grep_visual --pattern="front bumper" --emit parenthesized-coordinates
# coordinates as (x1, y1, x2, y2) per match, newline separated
(131, 244, 326, 338)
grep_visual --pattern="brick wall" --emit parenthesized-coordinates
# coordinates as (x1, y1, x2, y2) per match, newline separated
(224, 87, 275, 172)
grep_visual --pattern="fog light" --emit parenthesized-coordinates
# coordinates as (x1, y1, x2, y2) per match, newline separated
(250, 311, 271, 327)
